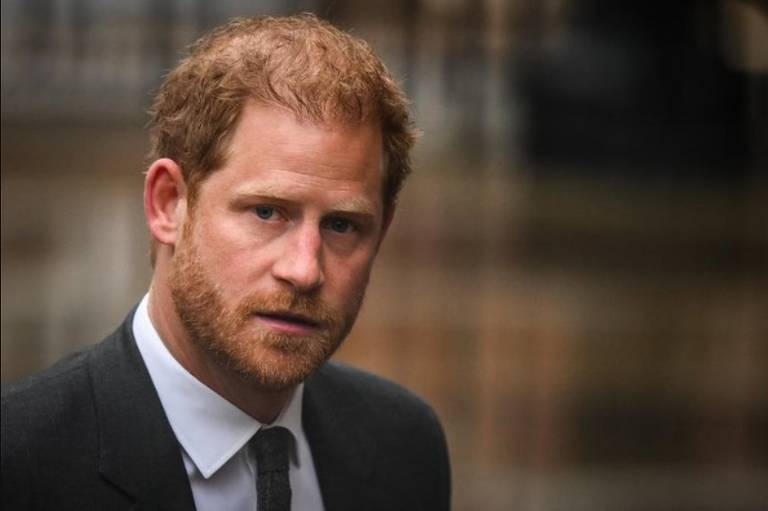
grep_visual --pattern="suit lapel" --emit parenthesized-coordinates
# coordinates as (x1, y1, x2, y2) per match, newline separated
(87, 315, 400, 510)
(303, 365, 399, 511)
(89, 315, 196, 510)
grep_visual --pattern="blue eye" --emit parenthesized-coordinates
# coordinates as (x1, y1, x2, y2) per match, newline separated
(254, 206, 275, 220)
(327, 218, 353, 233)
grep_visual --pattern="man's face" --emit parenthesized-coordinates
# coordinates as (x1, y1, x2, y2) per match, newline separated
(168, 103, 387, 391)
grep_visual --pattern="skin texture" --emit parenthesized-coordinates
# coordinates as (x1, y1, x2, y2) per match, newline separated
(144, 103, 391, 422)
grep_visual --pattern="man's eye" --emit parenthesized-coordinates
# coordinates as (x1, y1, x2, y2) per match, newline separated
(254, 206, 275, 220)
(326, 217, 353, 233)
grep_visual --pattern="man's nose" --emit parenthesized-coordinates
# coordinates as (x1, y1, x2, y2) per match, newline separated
(271, 225, 325, 293)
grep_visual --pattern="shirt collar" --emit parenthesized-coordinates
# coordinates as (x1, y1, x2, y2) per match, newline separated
(132, 293, 305, 479)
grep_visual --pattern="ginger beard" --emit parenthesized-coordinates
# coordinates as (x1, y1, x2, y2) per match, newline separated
(167, 215, 366, 391)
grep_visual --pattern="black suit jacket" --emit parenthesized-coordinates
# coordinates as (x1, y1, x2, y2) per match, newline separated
(2, 311, 451, 510)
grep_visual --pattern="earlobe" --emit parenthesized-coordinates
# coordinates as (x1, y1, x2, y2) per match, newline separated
(144, 158, 187, 247)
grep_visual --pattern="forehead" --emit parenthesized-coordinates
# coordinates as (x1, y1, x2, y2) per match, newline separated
(191, 103, 386, 219)
(223, 102, 384, 183)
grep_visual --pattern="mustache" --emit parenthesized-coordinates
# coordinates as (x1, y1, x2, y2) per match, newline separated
(235, 291, 339, 327)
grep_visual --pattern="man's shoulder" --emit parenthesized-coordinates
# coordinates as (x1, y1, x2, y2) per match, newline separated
(306, 361, 451, 509)
(0, 315, 167, 510)
(1, 321, 130, 450)
(2, 344, 96, 416)
(2, 339, 115, 457)
(1, 342, 104, 496)
(307, 360, 445, 440)
(312, 361, 435, 413)
(2, 309, 137, 409)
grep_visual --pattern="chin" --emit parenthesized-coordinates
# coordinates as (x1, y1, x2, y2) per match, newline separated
(220, 337, 338, 391)
(234, 357, 318, 392)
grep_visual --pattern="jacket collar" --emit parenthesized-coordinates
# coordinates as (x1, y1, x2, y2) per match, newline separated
(88, 309, 397, 510)
(88, 311, 196, 510)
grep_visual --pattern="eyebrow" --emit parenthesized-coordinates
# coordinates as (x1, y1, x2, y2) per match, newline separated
(230, 186, 378, 218)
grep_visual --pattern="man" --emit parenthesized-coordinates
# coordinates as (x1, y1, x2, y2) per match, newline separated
(2, 14, 450, 511)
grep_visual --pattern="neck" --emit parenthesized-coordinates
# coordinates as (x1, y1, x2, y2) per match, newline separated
(147, 274, 293, 424)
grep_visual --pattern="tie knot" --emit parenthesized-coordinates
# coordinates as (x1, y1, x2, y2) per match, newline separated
(250, 426, 293, 474)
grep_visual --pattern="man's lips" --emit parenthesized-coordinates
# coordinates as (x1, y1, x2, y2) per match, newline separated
(254, 311, 322, 335)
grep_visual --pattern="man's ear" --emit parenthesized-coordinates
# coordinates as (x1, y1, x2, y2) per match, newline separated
(144, 158, 188, 247)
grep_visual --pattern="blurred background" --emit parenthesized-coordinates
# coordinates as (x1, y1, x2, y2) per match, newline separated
(2, 0, 767, 509)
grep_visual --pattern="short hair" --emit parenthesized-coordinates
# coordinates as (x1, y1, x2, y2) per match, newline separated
(147, 13, 416, 209)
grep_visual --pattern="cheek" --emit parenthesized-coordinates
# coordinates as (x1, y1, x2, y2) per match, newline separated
(324, 250, 376, 301)
(194, 222, 273, 292)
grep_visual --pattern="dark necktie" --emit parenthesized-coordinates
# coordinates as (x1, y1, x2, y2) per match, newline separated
(250, 426, 293, 511)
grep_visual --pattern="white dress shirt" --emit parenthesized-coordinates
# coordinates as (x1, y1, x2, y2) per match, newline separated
(132, 294, 324, 511)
